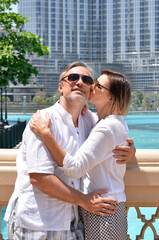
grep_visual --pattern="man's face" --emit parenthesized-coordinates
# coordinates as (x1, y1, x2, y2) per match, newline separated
(59, 66, 93, 103)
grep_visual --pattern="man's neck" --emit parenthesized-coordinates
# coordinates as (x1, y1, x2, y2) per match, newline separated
(59, 97, 85, 127)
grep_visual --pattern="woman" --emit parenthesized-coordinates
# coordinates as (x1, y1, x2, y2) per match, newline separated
(30, 69, 131, 240)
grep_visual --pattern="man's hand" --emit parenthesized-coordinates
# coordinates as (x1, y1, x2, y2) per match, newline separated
(81, 103, 88, 116)
(112, 138, 136, 164)
(81, 190, 118, 217)
(30, 173, 118, 217)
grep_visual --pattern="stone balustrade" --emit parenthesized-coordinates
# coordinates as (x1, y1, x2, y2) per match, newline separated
(0, 149, 159, 240)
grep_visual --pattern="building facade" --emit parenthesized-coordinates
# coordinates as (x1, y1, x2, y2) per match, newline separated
(18, 0, 159, 95)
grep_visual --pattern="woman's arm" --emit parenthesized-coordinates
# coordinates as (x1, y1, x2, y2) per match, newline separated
(29, 111, 117, 178)
(29, 111, 135, 177)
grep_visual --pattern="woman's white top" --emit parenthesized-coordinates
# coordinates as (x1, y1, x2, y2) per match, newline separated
(62, 115, 129, 202)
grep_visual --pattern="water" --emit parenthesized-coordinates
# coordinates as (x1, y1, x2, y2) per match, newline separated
(1, 207, 7, 239)
(125, 114, 159, 149)
(6, 113, 159, 149)
(5, 114, 32, 125)
(1, 113, 159, 239)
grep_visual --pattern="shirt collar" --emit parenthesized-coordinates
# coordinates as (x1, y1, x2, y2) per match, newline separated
(54, 101, 77, 129)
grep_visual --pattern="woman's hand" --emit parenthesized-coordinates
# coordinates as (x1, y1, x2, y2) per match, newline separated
(29, 110, 51, 137)
(112, 138, 136, 164)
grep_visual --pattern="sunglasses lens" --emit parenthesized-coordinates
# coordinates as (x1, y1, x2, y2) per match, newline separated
(67, 74, 79, 81)
(66, 73, 93, 85)
(82, 76, 93, 85)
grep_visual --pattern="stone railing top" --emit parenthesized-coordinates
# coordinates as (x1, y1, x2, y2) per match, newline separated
(0, 149, 159, 206)
(0, 149, 18, 166)
(0, 148, 159, 165)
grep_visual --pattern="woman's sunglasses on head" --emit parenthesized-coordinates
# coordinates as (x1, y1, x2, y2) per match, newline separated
(61, 73, 94, 85)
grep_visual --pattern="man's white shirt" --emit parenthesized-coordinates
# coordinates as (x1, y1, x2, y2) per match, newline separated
(4, 102, 97, 231)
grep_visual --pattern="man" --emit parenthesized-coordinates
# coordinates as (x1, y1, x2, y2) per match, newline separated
(5, 62, 135, 240)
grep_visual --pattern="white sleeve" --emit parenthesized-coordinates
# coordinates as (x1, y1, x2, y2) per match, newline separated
(24, 124, 57, 174)
(62, 123, 114, 178)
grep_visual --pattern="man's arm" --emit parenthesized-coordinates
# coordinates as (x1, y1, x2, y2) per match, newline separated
(113, 138, 136, 164)
(29, 173, 118, 217)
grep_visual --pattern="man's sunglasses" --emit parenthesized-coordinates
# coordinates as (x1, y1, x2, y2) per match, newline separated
(61, 73, 94, 85)
(94, 79, 112, 92)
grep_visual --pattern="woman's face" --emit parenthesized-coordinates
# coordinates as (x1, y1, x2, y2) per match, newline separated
(88, 74, 112, 106)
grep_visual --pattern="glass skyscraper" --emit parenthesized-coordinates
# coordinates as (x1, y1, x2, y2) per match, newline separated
(18, 0, 159, 95)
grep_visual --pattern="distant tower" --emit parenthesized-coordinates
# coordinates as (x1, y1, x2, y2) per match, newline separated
(18, 0, 159, 94)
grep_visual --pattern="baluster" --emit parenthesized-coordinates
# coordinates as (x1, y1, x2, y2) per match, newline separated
(0, 205, 4, 240)
(135, 207, 159, 240)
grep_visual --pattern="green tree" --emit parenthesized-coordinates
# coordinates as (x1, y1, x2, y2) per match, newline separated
(131, 91, 144, 110)
(0, 0, 49, 86)
(54, 89, 60, 101)
(142, 94, 154, 110)
(45, 97, 53, 103)
(156, 94, 159, 107)
(0, 96, 10, 102)
(32, 96, 43, 104)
